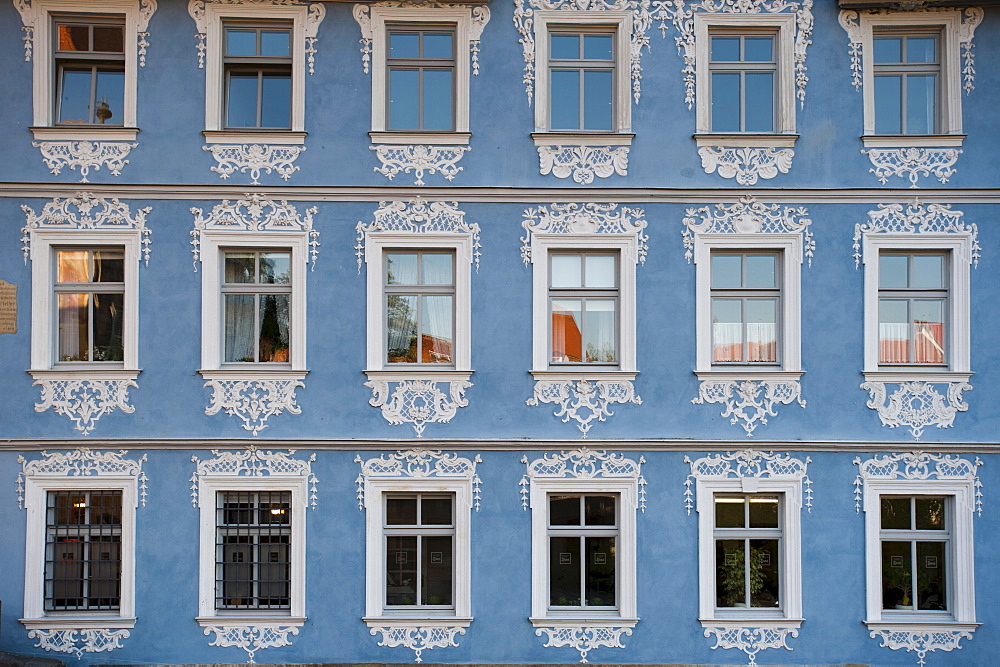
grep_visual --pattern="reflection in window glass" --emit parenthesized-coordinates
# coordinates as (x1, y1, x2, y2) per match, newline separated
(548, 30, 615, 131)
(873, 32, 939, 135)
(548, 494, 618, 608)
(385, 251, 455, 365)
(709, 33, 776, 132)
(714, 495, 781, 609)
(878, 252, 947, 365)
(222, 250, 291, 363)
(549, 253, 618, 364)
(387, 29, 456, 131)
(710, 252, 780, 364)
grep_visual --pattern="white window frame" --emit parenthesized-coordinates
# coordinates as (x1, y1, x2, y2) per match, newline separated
(29, 231, 141, 375)
(853, 11, 967, 148)
(195, 477, 308, 626)
(364, 234, 473, 377)
(529, 236, 638, 380)
(363, 477, 473, 626)
(528, 478, 638, 627)
(693, 234, 803, 380)
(25, 0, 143, 141)
(693, 13, 797, 149)
(199, 2, 311, 145)
(366, 6, 476, 145)
(531, 11, 634, 147)
(198, 233, 309, 373)
(861, 234, 971, 382)
(861, 479, 977, 632)
(695, 477, 803, 627)
(21, 475, 138, 631)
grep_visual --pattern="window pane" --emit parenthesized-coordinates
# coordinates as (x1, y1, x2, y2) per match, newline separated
(260, 30, 290, 57)
(744, 72, 774, 132)
(422, 253, 453, 285)
(585, 536, 615, 606)
(226, 29, 257, 56)
(712, 298, 743, 363)
(746, 299, 777, 363)
(59, 68, 93, 124)
(423, 33, 453, 59)
(711, 36, 740, 61)
(911, 254, 944, 289)
(550, 495, 580, 526)
(550, 34, 579, 60)
(874, 75, 902, 134)
(257, 537, 290, 605)
(421, 295, 453, 363)
(422, 535, 453, 605)
(386, 497, 417, 525)
(92, 293, 124, 361)
(386, 253, 418, 286)
(585, 254, 616, 288)
(906, 74, 936, 135)
(916, 541, 946, 610)
(389, 32, 419, 59)
(227, 72, 259, 127)
(225, 252, 255, 284)
(745, 254, 777, 289)
(388, 68, 419, 130)
(749, 495, 779, 528)
(57, 250, 90, 283)
(583, 70, 613, 131)
(716, 539, 745, 607)
(881, 497, 912, 530)
(422, 69, 454, 130)
(583, 34, 613, 60)
(879, 299, 909, 364)
(711, 72, 740, 132)
(907, 37, 937, 64)
(261, 74, 291, 128)
(259, 252, 290, 285)
(744, 37, 773, 62)
(93, 250, 124, 282)
(58, 25, 91, 51)
(386, 535, 417, 605)
(715, 497, 745, 528)
(912, 299, 944, 364)
(386, 294, 418, 363)
(711, 254, 742, 289)
(879, 254, 909, 289)
(225, 294, 256, 362)
(58, 293, 89, 361)
(222, 536, 253, 606)
(549, 536, 581, 606)
(584, 299, 616, 363)
(551, 255, 582, 288)
(882, 540, 912, 609)
(422, 496, 452, 526)
(258, 294, 289, 362)
(94, 70, 125, 125)
(749, 539, 780, 607)
(551, 299, 582, 362)
(915, 497, 945, 530)
(550, 70, 580, 130)
(873, 37, 902, 63)
(584, 495, 616, 526)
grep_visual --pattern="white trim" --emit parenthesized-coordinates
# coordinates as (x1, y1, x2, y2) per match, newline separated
(532, 11, 633, 135)
(362, 477, 473, 623)
(695, 478, 803, 625)
(195, 476, 308, 624)
(862, 135, 966, 149)
(202, 131, 307, 146)
(694, 134, 798, 149)
(693, 13, 797, 137)
(370, 132, 472, 146)
(861, 479, 976, 625)
(197, 3, 312, 133)
(30, 127, 140, 142)
(861, 234, 972, 376)
(531, 133, 634, 147)
(29, 230, 141, 372)
(528, 478, 638, 624)
(692, 234, 803, 374)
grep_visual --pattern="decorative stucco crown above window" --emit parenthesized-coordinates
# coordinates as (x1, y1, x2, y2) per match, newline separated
(652, 0, 812, 184)
(22, 193, 153, 436)
(354, 3, 489, 185)
(839, 7, 982, 187)
(514, 0, 651, 181)
(521, 203, 647, 437)
(191, 194, 319, 435)
(683, 195, 812, 436)
(357, 200, 480, 437)
(189, 0, 326, 183)
(14, 0, 157, 180)
(854, 200, 979, 440)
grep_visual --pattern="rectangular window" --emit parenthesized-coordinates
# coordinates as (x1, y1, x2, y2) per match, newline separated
(54, 17, 126, 126)
(387, 27, 456, 131)
(880, 496, 949, 612)
(549, 252, 618, 365)
(548, 493, 618, 609)
(714, 494, 781, 610)
(45, 490, 122, 611)
(873, 30, 940, 135)
(384, 250, 455, 366)
(215, 490, 291, 611)
(548, 29, 615, 132)
(54, 248, 126, 363)
(708, 32, 776, 133)
(383, 493, 454, 608)
(710, 251, 780, 365)
(878, 252, 947, 366)
(223, 22, 292, 129)
(221, 250, 291, 364)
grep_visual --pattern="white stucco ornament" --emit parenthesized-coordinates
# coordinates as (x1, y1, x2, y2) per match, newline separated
(371, 144, 471, 186)
(703, 625, 797, 667)
(520, 448, 646, 511)
(693, 379, 805, 437)
(853, 452, 982, 516)
(534, 625, 632, 664)
(684, 449, 812, 515)
(863, 147, 962, 188)
(537, 145, 629, 183)
(356, 199, 481, 272)
(527, 379, 642, 438)
(190, 446, 319, 509)
(861, 380, 971, 440)
(869, 628, 974, 666)
(369, 625, 465, 663)
(203, 144, 306, 184)
(204, 625, 298, 664)
(521, 202, 648, 264)
(203, 377, 305, 436)
(699, 146, 794, 185)
(28, 628, 131, 660)
(852, 199, 979, 269)
(32, 378, 138, 436)
(32, 140, 138, 182)
(365, 378, 472, 437)
(355, 449, 482, 511)
(16, 448, 149, 510)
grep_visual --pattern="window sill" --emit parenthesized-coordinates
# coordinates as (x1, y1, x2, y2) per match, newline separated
(865, 620, 979, 632)
(531, 132, 634, 147)
(199, 369, 309, 381)
(30, 126, 139, 142)
(364, 369, 473, 383)
(862, 371, 972, 384)
(21, 617, 136, 630)
(196, 616, 306, 628)
(29, 368, 140, 381)
(694, 133, 798, 148)
(695, 370, 803, 382)
(363, 616, 473, 628)
(531, 370, 637, 382)
(699, 618, 803, 629)
(369, 131, 472, 145)
(862, 134, 966, 148)
(529, 616, 639, 628)
(203, 130, 307, 146)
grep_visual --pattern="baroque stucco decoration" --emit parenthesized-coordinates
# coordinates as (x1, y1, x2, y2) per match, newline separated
(14, 0, 157, 64)
(190, 447, 319, 509)
(538, 145, 629, 184)
(703, 626, 797, 667)
(852, 200, 979, 269)
(869, 628, 973, 666)
(27, 628, 131, 661)
(203, 144, 306, 185)
(699, 146, 793, 186)
(863, 147, 962, 188)
(357, 199, 481, 271)
(534, 626, 632, 664)
(16, 448, 149, 511)
(365, 378, 472, 438)
(189, 0, 326, 73)
(371, 144, 471, 186)
(684, 449, 812, 515)
(527, 379, 642, 438)
(32, 378, 139, 437)
(369, 625, 465, 663)
(355, 449, 482, 511)
(203, 625, 298, 664)
(653, 0, 814, 110)
(520, 448, 646, 511)
(853, 452, 983, 516)
(693, 379, 805, 437)
(32, 140, 138, 183)
(204, 377, 306, 436)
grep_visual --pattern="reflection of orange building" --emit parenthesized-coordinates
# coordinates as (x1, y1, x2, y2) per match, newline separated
(712, 341, 777, 363)
(551, 312, 582, 362)
(880, 322, 944, 364)
(422, 333, 453, 363)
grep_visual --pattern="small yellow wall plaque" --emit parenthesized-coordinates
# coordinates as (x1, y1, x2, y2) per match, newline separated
(0, 281, 17, 334)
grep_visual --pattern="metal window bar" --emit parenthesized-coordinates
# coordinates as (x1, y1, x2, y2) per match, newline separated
(216, 490, 292, 610)
(45, 490, 122, 611)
